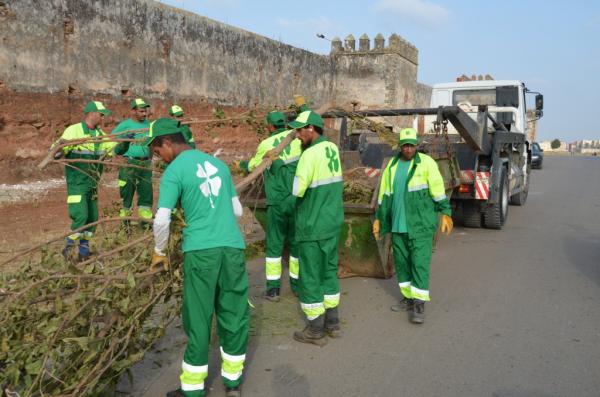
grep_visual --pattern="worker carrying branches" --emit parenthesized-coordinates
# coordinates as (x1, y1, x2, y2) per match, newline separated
(242, 110, 303, 301)
(54, 100, 117, 262)
(373, 127, 453, 324)
(113, 98, 153, 230)
(147, 118, 249, 397)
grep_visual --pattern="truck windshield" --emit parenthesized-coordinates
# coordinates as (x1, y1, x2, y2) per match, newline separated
(453, 89, 496, 106)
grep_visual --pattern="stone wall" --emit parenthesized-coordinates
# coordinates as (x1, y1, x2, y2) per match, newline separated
(0, 0, 335, 107)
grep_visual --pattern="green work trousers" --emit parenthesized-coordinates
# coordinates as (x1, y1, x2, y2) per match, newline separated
(66, 189, 98, 240)
(118, 159, 153, 220)
(265, 202, 299, 292)
(180, 248, 250, 397)
(297, 235, 340, 320)
(391, 232, 433, 301)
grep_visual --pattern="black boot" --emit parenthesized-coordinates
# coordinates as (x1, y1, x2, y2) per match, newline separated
(225, 385, 242, 397)
(325, 307, 342, 338)
(264, 287, 280, 302)
(391, 296, 414, 312)
(293, 315, 327, 346)
(165, 389, 186, 397)
(410, 300, 425, 324)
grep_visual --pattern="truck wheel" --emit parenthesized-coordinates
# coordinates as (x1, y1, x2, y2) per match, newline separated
(483, 168, 508, 229)
(510, 166, 529, 206)
(462, 201, 482, 228)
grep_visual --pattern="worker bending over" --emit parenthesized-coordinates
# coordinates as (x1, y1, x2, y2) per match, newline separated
(148, 118, 249, 397)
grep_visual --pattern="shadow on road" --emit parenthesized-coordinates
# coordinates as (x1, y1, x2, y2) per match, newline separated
(563, 234, 600, 287)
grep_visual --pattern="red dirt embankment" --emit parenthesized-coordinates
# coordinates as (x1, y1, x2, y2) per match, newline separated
(0, 89, 264, 183)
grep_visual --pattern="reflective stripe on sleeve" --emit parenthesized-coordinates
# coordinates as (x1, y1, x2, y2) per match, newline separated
(309, 175, 343, 188)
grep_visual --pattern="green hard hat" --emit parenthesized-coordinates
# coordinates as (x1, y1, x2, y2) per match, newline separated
(131, 98, 150, 109)
(399, 128, 418, 146)
(83, 100, 111, 116)
(145, 118, 183, 146)
(288, 110, 324, 129)
(169, 105, 184, 117)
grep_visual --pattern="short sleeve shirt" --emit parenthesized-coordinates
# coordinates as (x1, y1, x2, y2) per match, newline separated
(157, 150, 245, 251)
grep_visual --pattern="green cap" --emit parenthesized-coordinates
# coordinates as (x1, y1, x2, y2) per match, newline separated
(145, 118, 183, 146)
(169, 105, 184, 117)
(265, 111, 286, 128)
(288, 110, 324, 129)
(399, 128, 418, 146)
(83, 101, 111, 116)
(131, 98, 150, 109)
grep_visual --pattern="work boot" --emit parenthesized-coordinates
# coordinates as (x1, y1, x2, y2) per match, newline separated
(78, 239, 90, 262)
(391, 296, 414, 312)
(293, 315, 327, 346)
(324, 307, 342, 338)
(264, 287, 280, 302)
(225, 386, 242, 397)
(62, 238, 76, 261)
(62, 245, 74, 261)
(165, 389, 186, 397)
(410, 300, 425, 324)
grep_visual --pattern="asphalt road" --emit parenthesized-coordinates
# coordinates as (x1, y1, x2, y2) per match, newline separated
(123, 156, 600, 397)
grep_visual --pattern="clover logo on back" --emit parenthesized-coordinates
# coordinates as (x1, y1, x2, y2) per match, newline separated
(196, 161, 222, 208)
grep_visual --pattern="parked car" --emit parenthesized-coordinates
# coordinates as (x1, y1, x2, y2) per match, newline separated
(531, 142, 544, 169)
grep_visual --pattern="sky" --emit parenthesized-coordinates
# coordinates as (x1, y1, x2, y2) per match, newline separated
(158, 0, 600, 142)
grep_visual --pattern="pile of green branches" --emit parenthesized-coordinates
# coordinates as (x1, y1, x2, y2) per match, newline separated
(0, 218, 184, 396)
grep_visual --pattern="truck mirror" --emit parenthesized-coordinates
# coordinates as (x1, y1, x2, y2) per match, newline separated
(535, 94, 544, 110)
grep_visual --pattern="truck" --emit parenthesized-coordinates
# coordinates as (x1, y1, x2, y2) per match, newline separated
(417, 79, 544, 229)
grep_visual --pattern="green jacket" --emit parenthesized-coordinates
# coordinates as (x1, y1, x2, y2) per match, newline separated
(58, 122, 117, 192)
(293, 135, 343, 241)
(247, 128, 302, 206)
(112, 118, 150, 158)
(376, 152, 451, 238)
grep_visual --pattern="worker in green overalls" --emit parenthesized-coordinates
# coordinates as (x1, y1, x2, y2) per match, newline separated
(289, 110, 344, 346)
(373, 128, 453, 324)
(113, 98, 153, 229)
(55, 101, 116, 261)
(169, 104, 196, 148)
(147, 118, 249, 397)
(244, 111, 302, 301)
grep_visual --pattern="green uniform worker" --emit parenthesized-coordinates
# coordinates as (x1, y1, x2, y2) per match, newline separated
(244, 111, 302, 301)
(147, 118, 249, 397)
(56, 101, 116, 261)
(113, 98, 153, 224)
(373, 128, 453, 324)
(169, 104, 196, 148)
(289, 110, 344, 346)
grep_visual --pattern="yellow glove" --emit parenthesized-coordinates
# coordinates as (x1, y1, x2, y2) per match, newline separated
(440, 215, 453, 235)
(150, 251, 170, 271)
(372, 219, 381, 241)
